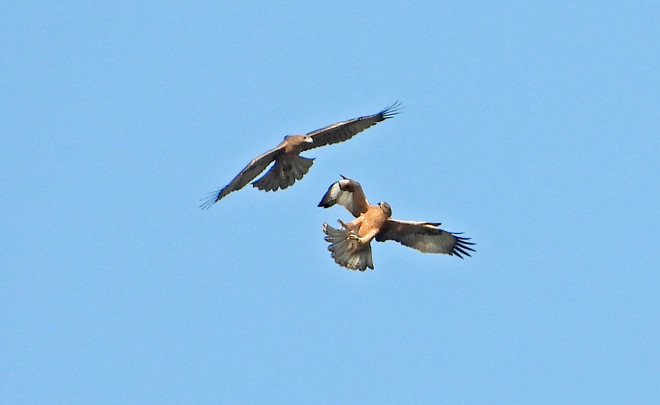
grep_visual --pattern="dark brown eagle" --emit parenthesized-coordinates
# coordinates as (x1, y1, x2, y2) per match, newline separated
(319, 176, 475, 271)
(200, 103, 401, 209)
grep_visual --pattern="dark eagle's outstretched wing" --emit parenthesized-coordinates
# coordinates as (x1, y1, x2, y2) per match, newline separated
(376, 219, 475, 258)
(200, 145, 283, 209)
(317, 176, 370, 217)
(201, 103, 399, 209)
(302, 102, 401, 151)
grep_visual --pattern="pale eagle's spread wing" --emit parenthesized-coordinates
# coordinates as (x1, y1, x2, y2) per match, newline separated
(317, 176, 370, 217)
(200, 145, 283, 209)
(302, 102, 401, 151)
(376, 219, 475, 258)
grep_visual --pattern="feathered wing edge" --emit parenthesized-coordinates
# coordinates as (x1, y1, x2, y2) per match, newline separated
(376, 219, 476, 258)
(302, 101, 403, 151)
(380, 101, 403, 120)
(322, 223, 374, 271)
(199, 146, 283, 209)
(436, 232, 475, 258)
(317, 176, 369, 217)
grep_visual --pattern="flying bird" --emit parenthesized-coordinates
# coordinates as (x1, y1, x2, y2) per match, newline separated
(318, 176, 475, 271)
(200, 102, 402, 209)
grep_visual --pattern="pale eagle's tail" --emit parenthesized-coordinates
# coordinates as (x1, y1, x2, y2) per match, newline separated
(322, 223, 374, 271)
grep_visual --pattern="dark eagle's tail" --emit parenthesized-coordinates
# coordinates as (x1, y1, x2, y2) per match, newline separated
(252, 155, 314, 192)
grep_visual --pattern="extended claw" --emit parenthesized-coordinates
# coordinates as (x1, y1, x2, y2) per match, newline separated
(338, 219, 351, 229)
(347, 233, 361, 242)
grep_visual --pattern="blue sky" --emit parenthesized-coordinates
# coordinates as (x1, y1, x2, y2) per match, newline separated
(2, 1, 659, 403)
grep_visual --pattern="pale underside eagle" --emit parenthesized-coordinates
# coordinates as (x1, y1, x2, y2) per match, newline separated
(200, 102, 402, 209)
(318, 176, 475, 271)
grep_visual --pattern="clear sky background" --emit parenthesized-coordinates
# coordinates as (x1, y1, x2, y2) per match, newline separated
(2, 1, 659, 404)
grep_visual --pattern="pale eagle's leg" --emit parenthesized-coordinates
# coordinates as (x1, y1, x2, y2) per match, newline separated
(338, 217, 362, 232)
(346, 228, 380, 249)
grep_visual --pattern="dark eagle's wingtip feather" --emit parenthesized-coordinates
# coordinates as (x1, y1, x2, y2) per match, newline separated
(381, 101, 403, 119)
(199, 195, 219, 210)
(199, 188, 224, 210)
